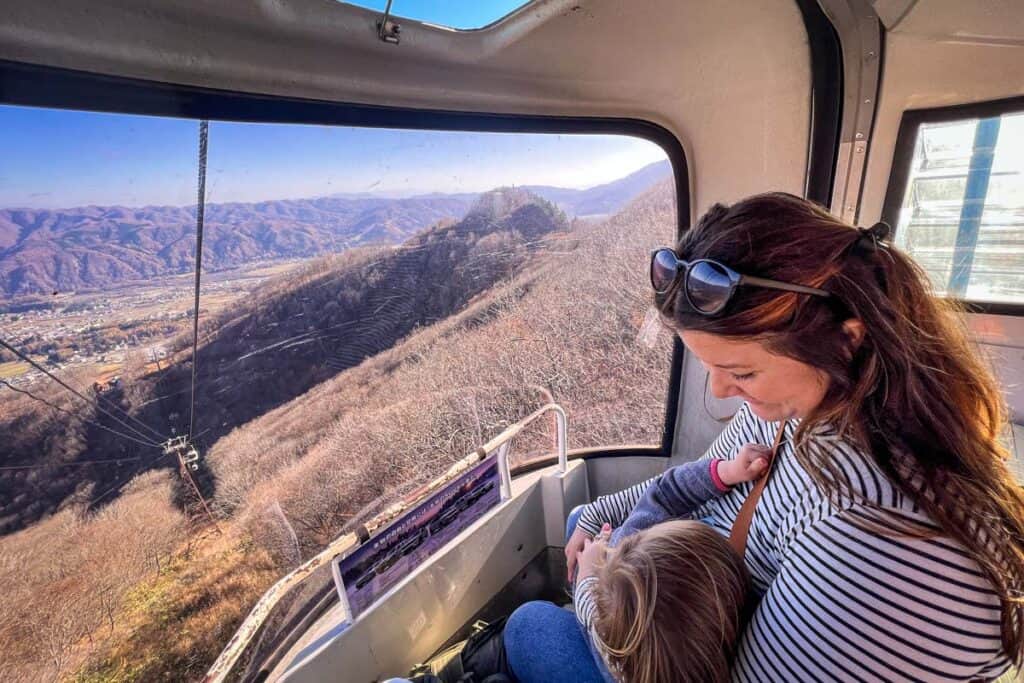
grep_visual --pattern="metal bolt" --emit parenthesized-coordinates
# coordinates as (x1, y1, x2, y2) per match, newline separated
(855, 132, 864, 139)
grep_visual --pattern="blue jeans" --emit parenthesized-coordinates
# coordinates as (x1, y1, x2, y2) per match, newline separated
(503, 506, 616, 683)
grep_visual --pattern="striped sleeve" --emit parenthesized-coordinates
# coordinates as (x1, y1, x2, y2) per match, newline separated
(732, 507, 1010, 682)
(576, 404, 753, 536)
(574, 577, 620, 680)
(574, 575, 600, 631)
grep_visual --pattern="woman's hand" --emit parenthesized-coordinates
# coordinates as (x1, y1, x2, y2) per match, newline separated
(718, 444, 772, 486)
(576, 523, 611, 581)
(565, 526, 593, 581)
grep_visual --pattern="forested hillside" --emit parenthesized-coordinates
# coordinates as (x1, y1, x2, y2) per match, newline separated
(0, 189, 567, 533)
(0, 180, 676, 682)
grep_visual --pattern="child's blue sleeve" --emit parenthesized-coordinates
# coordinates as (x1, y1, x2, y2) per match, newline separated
(610, 459, 728, 545)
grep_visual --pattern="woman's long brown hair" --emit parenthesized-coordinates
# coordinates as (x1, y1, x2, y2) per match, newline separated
(656, 192, 1024, 664)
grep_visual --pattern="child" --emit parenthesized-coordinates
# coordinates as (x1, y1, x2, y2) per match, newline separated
(572, 445, 771, 683)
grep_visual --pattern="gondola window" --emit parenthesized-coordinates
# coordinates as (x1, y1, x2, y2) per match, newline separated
(0, 106, 676, 682)
(893, 111, 1024, 304)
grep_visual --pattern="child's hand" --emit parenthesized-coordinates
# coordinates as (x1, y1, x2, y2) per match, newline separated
(718, 444, 772, 486)
(565, 526, 593, 581)
(576, 523, 611, 581)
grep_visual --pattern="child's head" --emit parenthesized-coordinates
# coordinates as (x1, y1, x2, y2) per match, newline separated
(591, 520, 749, 683)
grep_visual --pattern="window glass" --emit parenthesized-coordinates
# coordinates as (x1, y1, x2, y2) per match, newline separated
(893, 112, 1024, 303)
(337, 0, 530, 30)
(0, 105, 676, 680)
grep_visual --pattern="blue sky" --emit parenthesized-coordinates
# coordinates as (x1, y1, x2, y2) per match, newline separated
(0, 105, 666, 209)
(339, 0, 528, 30)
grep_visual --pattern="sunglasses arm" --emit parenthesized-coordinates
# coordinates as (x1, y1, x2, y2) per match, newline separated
(739, 274, 830, 298)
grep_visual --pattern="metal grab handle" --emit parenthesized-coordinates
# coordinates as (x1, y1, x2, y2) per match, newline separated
(497, 442, 513, 501)
(487, 403, 568, 499)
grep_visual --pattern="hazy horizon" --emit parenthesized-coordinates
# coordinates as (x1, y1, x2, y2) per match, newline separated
(0, 105, 667, 211)
(0, 159, 669, 214)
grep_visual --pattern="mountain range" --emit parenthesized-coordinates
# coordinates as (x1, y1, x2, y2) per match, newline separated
(526, 158, 672, 217)
(0, 188, 570, 533)
(0, 161, 670, 297)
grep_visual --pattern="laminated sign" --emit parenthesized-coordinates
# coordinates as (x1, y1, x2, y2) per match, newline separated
(332, 454, 501, 619)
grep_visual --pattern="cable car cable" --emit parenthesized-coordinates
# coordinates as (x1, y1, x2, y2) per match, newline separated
(175, 120, 221, 533)
(0, 380, 163, 449)
(0, 329, 169, 443)
(0, 339, 164, 445)
(0, 456, 146, 471)
(1, 339, 168, 443)
(0, 337, 165, 447)
(187, 120, 208, 443)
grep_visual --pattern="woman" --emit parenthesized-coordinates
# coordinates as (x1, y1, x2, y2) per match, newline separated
(503, 193, 1024, 681)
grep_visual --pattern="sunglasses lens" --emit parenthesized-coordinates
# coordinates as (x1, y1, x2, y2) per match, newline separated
(651, 249, 679, 292)
(687, 261, 734, 313)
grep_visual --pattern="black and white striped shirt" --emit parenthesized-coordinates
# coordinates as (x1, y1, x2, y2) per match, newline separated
(575, 402, 1011, 682)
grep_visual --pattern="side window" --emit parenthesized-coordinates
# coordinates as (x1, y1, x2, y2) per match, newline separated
(891, 110, 1024, 303)
(0, 104, 679, 681)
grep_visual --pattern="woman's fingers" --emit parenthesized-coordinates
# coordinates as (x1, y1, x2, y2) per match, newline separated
(570, 527, 612, 583)
(745, 444, 772, 459)
(565, 527, 593, 582)
(739, 444, 773, 474)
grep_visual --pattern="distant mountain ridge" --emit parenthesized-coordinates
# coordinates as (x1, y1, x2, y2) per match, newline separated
(0, 195, 474, 297)
(528, 159, 671, 216)
(0, 160, 671, 297)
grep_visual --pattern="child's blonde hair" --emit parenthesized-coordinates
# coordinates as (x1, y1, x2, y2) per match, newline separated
(591, 520, 749, 683)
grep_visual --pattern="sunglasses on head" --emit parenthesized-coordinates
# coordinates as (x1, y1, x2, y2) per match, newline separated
(650, 247, 831, 315)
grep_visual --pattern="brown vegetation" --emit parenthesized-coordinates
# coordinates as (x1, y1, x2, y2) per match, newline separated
(0, 189, 569, 534)
(210, 181, 676, 556)
(0, 181, 677, 681)
(0, 472, 186, 681)
(0, 195, 475, 297)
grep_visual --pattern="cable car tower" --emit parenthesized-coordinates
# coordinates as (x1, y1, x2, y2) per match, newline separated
(163, 436, 219, 532)
(164, 435, 201, 471)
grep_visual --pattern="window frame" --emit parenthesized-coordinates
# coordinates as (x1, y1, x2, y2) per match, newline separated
(881, 94, 1024, 317)
(0, 57, 690, 456)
